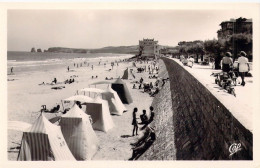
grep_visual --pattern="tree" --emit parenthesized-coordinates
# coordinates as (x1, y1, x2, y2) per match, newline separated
(229, 33, 252, 61)
(193, 42, 204, 63)
(31, 47, 36, 52)
(204, 39, 223, 69)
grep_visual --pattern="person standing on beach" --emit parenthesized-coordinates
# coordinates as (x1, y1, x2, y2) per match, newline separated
(91, 65, 94, 70)
(11, 67, 13, 74)
(67, 66, 70, 72)
(132, 108, 139, 136)
(149, 106, 154, 123)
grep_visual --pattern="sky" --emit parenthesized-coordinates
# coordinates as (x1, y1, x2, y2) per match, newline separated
(7, 9, 255, 51)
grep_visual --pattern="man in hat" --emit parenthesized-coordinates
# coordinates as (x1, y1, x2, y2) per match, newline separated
(221, 52, 233, 72)
(237, 51, 250, 86)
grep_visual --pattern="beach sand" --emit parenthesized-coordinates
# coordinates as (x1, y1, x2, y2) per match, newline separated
(7, 58, 155, 160)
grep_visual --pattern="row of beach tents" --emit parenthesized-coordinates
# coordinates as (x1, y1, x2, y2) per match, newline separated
(10, 78, 133, 161)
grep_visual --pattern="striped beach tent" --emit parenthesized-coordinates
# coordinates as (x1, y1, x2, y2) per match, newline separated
(60, 104, 99, 160)
(17, 114, 75, 161)
(85, 96, 115, 132)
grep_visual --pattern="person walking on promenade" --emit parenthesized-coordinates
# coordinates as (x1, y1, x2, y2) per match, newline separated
(132, 107, 139, 136)
(187, 56, 194, 68)
(237, 51, 250, 86)
(221, 52, 233, 72)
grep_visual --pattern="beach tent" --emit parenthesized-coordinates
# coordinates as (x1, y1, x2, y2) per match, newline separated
(111, 78, 133, 104)
(63, 95, 114, 132)
(101, 86, 127, 115)
(63, 95, 94, 111)
(85, 96, 114, 132)
(60, 104, 99, 160)
(79, 87, 105, 98)
(64, 95, 94, 103)
(121, 68, 135, 80)
(18, 114, 75, 161)
(80, 87, 126, 115)
(91, 81, 113, 85)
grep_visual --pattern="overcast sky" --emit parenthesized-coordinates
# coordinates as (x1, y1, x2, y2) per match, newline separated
(7, 9, 254, 51)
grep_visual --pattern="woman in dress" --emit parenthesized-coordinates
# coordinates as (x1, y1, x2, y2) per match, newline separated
(237, 51, 250, 86)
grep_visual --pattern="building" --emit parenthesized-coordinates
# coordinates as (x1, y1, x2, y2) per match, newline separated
(217, 18, 252, 40)
(217, 17, 253, 60)
(139, 38, 160, 59)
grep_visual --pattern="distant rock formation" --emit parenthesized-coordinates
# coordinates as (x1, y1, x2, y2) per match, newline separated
(37, 48, 42, 52)
(31, 47, 36, 52)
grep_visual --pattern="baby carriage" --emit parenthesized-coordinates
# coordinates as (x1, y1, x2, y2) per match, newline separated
(211, 71, 236, 97)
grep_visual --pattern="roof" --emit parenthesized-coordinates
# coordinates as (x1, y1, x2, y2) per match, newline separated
(80, 87, 106, 93)
(63, 95, 94, 103)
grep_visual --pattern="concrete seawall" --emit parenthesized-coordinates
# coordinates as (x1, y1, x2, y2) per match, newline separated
(139, 57, 252, 160)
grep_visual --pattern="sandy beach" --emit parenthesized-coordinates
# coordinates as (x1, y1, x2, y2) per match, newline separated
(7, 56, 156, 160)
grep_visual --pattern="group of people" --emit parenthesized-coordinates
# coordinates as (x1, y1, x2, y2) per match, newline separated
(180, 55, 194, 68)
(64, 78, 75, 84)
(131, 106, 155, 136)
(130, 106, 156, 160)
(221, 51, 250, 86)
(132, 77, 160, 97)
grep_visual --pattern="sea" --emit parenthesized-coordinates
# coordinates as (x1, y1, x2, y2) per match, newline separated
(7, 51, 133, 75)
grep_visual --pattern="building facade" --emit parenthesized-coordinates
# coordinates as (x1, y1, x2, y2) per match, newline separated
(217, 18, 252, 39)
(139, 38, 160, 59)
